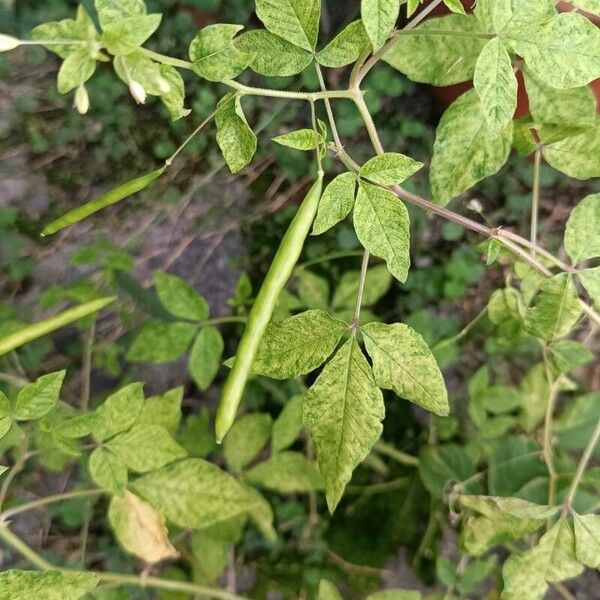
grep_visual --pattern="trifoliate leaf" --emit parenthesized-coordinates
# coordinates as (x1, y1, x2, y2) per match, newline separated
(94, 382, 144, 442)
(251, 310, 347, 379)
(331, 264, 392, 310)
(109, 491, 179, 564)
(127, 321, 198, 363)
(0, 570, 99, 600)
(14, 370, 65, 421)
(154, 271, 209, 321)
(524, 273, 582, 340)
(255, 0, 321, 51)
(88, 447, 127, 494)
(138, 387, 183, 434)
(361, 0, 401, 51)
(564, 194, 600, 263)
(430, 90, 512, 206)
(304, 338, 384, 512)
(383, 15, 488, 86)
(223, 413, 272, 472)
(189, 327, 224, 391)
(506, 12, 600, 89)
(189, 24, 250, 82)
(57, 48, 96, 94)
(101, 14, 162, 55)
(473, 37, 518, 136)
(543, 124, 600, 180)
(246, 451, 322, 493)
(131, 458, 273, 530)
(273, 128, 323, 150)
(215, 93, 257, 173)
(579, 267, 600, 307)
(353, 182, 410, 283)
(362, 322, 449, 416)
(573, 513, 600, 569)
(272, 395, 303, 452)
(317, 20, 371, 67)
(359, 152, 423, 186)
(312, 172, 357, 235)
(236, 30, 312, 76)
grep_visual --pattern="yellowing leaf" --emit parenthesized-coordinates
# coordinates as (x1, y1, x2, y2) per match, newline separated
(573, 513, 600, 569)
(361, 0, 401, 51)
(0, 570, 99, 600)
(255, 0, 320, 51)
(564, 194, 600, 263)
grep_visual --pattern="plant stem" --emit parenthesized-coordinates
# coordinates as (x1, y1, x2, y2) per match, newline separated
(0, 435, 28, 513)
(139, 48, 194, 70)
(310, 99, 322, 172)
(166, 110, 217, 166)
(542, 348, 560, 506)
(0, 373, 29, 387)
(80, 320, 95, 411)
(314, 63, 343, 148)
(531, 146, 542, 257)
(296, 250, 365, 271)
(228, 80, 354, 102)
(432, 306, 488, 352)
(351, 250, 371, 332)
(564, 417, 600, 511)
(374, 440, 420, 467)
(0, 525, 54, 570)
(1, 489, 102, 520)
(202, 316, 247, 327)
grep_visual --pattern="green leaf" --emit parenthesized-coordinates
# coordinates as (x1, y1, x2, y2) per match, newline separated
(332, 264, 392, 310)
(189, 24, 250, 82)
(0, 570, 99, 600)
(524, 70, 596, 128)
(570, 0, 600, 13)
(554, 392, 600, 452)
(0, 392, 9, 418)
(113, 51, 169, 97)
(460, 495, 558, 520)
(109, 491, 178, 564)
(361, 0, 401, 51)
(155, 272, 208, 322)
(215, 93, 257, 173)
(131, 458, 273, 530)
(524, 273, 582, 340)
(246, 451, 322, 493)
(255, 0, 320, 51)
(502, 518, 583, 600)
(473, 37, 518, 136)
(318, 580, 344, 600)
(548, 340, 594, 374)
(42, 169, 164, 236)
(251, 310, 347, 379)
(13, 370, 65, 421)
(107, 425, 186, 473)
(57, 49, 96, 94)
(443, 0, 466, 14)
(317, 20, 371, 67)
(362, 322, 449, 416)
(138, 387, 183, 434)
(359, 152, 423, 186)
(353, 182, 410, 283)
(101, 14, 162, 55)
(365, 591, 421, 600)
(127, 321, 198, 363)
(312, 172, 357, 235)
(506, 12, 600, 89)
(159, 65, 191, 121)
(564, 194, 600, 263)
(273, 128, 323, 150)
(0, 417, 11, 441)
(94, 382, 144, 443)
(223, 413, 272, 471)
(430, 90, 512, 206)
(474, 0, 556, 32)
(418, 444, 478, 498)
(31, 7, 97, 59)
(580, 267, 600, 307)
(304, 338, 384, 512)
(543, 124, 600, 180)
(95, 0, 146, 27)
(236, 30, 312, 76)
(573, 513, 600, 569)
(88, 447, 127, 494)
(296, 270, 329, 308)
(272, 395, 303, 452)
(383, 15, 488, 86)
(189, 327, 224, 391)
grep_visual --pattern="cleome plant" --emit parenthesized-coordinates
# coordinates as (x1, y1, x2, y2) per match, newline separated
(0, 0, 600, 598)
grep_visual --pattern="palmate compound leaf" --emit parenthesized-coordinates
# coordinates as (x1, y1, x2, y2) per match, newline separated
(251, 309, 348, 379)
(236, 30, 312, 76)
(108, 491, 179, 564)
(383, 14, 489, 86)
(362, 323, 449, 416)
(130, 458, 275, 535)
(353, 182, 410, 283)
(430, 89, 512, 206)
(312, 172, 357, 236)
(573, 513, 600, 569)
(215, 93, 257, 173)
(0, 570, 100, 600)
(316, 20, 372, 68)
(564, 194, 600, 263)
(303, 337, 384, 512)
(361, 0, 401, 51)
(255, 0, 320, 52)
(502, 518, 583, 600)
(473, 37, 518, 137)
(523, 273, 583, 341)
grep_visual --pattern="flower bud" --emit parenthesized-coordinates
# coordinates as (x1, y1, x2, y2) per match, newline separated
(74, 85, 90, 115)
(0, 34, 20, 52)
(467, 199, 483, 213)
(157, 77, 171, 95)
(129, 80, 146, 105)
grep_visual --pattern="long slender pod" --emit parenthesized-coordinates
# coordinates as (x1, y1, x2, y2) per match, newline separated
(215, 174, 324, 443)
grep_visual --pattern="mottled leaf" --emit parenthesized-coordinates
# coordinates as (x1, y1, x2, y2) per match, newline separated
(255, 0, 320, 51)
(359, 152, 423, 186)
(312, 172, 357, 235)
(223, 413, 272, 471)
(14, 370, 65, 421)
(361, 0, 401, 51)
(189, 327, 224, 391)
(246, 451, 322, 492)
(564, 194, 600, 263)
(317, 20, 371, 67)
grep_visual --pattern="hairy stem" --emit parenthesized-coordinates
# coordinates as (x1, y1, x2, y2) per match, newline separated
(564, 418, 600, 510)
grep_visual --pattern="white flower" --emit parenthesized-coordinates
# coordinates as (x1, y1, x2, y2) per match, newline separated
(0, 34, 20, 52)
(156, 77, 171, 94)
(129, 80, 146, 104)
(74, 85, 90, 115)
